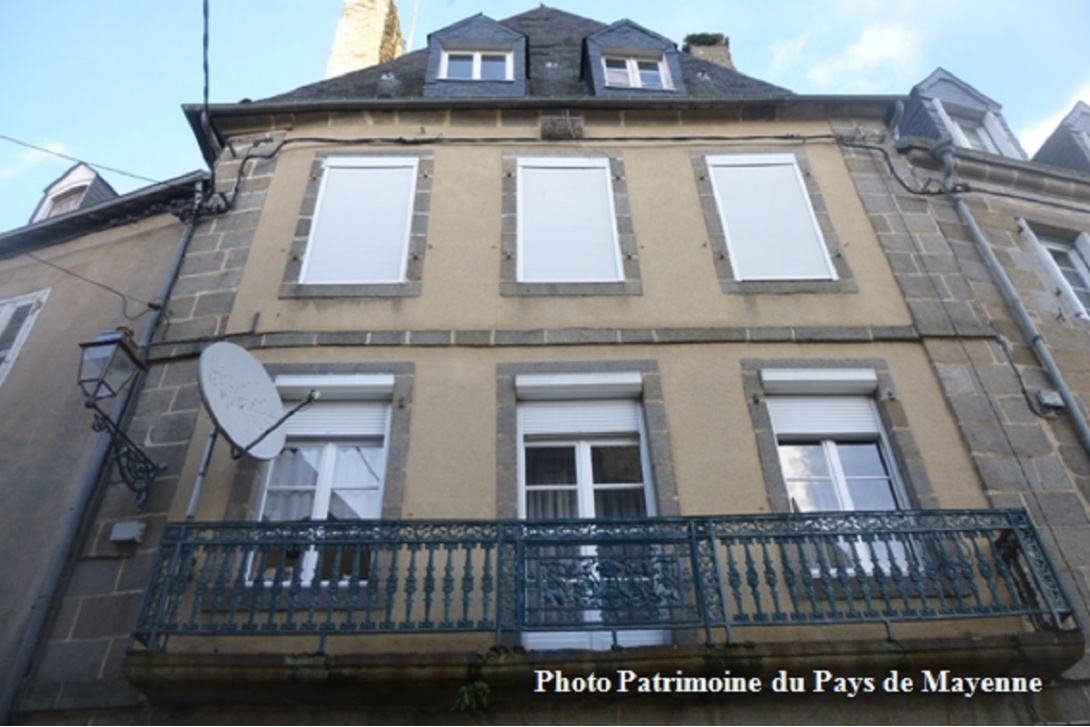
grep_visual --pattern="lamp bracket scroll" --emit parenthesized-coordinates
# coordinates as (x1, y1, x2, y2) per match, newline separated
(77, 326, 166, 511)
(87, 401, 167, 510)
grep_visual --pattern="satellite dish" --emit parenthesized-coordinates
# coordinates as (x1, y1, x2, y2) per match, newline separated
(198, 342, 286, 460)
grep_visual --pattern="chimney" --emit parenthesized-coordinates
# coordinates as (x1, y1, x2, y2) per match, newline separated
(683, 33, 735, 71)
(325, 0, 405, 79)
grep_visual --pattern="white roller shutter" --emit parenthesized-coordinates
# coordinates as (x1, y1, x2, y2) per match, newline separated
(519, 400, 640, 436)
(518, 158, 623, 282)
(767, 396, 881, 437)
(281, 401, 389, 438)
(707, 154, 836, 281)
(301, 157, 418, 284)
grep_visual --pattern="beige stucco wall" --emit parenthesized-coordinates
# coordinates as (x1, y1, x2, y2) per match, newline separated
(179, 340, 983, 524)
(0, 214, 181, 690)
(225, 115, 910, 336)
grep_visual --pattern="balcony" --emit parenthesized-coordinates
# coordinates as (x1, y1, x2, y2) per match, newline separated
(133, 509, 1077, 652)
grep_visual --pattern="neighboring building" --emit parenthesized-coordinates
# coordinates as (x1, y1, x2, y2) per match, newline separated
(1034, 101, 1090, 175)
(0, 166, 204, 720)
(12, 8, 1090, 725)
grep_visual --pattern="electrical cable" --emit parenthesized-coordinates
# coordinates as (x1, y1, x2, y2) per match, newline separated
(22, 251, 156, 320)
(0, 133, 161, 185)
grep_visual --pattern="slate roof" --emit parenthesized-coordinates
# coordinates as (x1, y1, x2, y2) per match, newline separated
(262, 6, 790, 104)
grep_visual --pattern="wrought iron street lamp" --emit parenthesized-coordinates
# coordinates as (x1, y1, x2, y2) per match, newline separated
(78, 327, 165, 509)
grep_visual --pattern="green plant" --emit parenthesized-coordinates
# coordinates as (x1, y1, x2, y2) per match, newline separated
(452, 679, 491, 714)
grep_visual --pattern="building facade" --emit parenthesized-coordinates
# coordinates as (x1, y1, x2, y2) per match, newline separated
(0, 168, 203, 721)
(11, 7, 1090, 724)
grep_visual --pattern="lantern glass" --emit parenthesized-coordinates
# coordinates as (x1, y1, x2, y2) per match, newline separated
(78, 329, 142, 401)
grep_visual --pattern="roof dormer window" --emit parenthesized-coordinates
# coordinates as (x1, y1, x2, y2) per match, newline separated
(440, 49, 513, 81)
(47, 186, 88, 218)
(602, 55, 671, 90)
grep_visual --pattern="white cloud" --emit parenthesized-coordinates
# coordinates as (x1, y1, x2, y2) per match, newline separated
(769, 31, 809, 78)
(0, 140, 69, 180)
(807, 22, 921, 91)
(1019, 82, 1090, 156)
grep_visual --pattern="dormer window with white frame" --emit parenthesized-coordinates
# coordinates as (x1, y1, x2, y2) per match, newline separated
(440, 49, 513, 81)
(932, 99, 1021, 157)
(602, 55, 671, 90)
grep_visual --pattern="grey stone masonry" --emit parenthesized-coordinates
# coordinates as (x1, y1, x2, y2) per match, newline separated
(837, 117, 1090, 681)
(23, 134, 279, 714)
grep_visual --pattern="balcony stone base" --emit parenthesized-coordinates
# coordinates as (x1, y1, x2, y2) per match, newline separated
(118, 631, 1083, 711)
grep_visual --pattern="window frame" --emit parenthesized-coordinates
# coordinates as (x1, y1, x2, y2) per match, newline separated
(281, 153, 432, 299)
(705, 153, 837, 283)
(439, 48, 514, 81)
(46, 185, 89, 217)
(768, 398, 908, 515)
(601, 55, 672, 90)
(743, 360, 936, 515)
(502, 154, 642, 296)
(512, 372, 664, 651)
(932, 99, 1021, 158)
(249, 375, 394, 584)
(0, 289, 48, 391)
(298, 156, 418, 286)
(693, 152, 855, 294)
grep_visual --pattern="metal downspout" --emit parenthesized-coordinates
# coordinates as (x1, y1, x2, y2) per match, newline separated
(0, 182, 205, 724)
(931, 140, 1090, 460)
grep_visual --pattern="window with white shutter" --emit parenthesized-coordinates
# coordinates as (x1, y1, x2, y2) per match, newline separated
(513, 372, 664, 651)
(517, 158, 624, 283)
(299, 157, 419, 285)
(253, 376, 393, 583)
(1019, 219, 1090, 319)
(706, 154, 837, 281)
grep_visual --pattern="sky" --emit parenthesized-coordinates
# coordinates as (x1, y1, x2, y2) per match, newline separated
(1, 1, 1088, 234)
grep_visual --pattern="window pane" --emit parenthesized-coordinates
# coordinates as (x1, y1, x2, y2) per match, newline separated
(786, 479, 840, 512)
(263, 491, 316, 521)
(267, 447, 321, 489)
(594, 488, 647, 519)
(955, 119, 990, 151)
(604, 58, 630, 86)
(480, 54, 507, 80)
(333, 444, 385, 488)
(446, 53, 473, 79)
(845, 478, 899, 511)
(525, 446, 577, 485)
(836, 442, 888, 477)
(636, 61, 662, 88)
(527, 489, 578, 519)
(777, 443, 830, 478)
(591, 445, 642, 484)
(328, 489, 380, 520)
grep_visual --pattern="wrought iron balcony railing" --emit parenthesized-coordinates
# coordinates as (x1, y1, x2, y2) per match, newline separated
(133, 509, 1078, 652)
